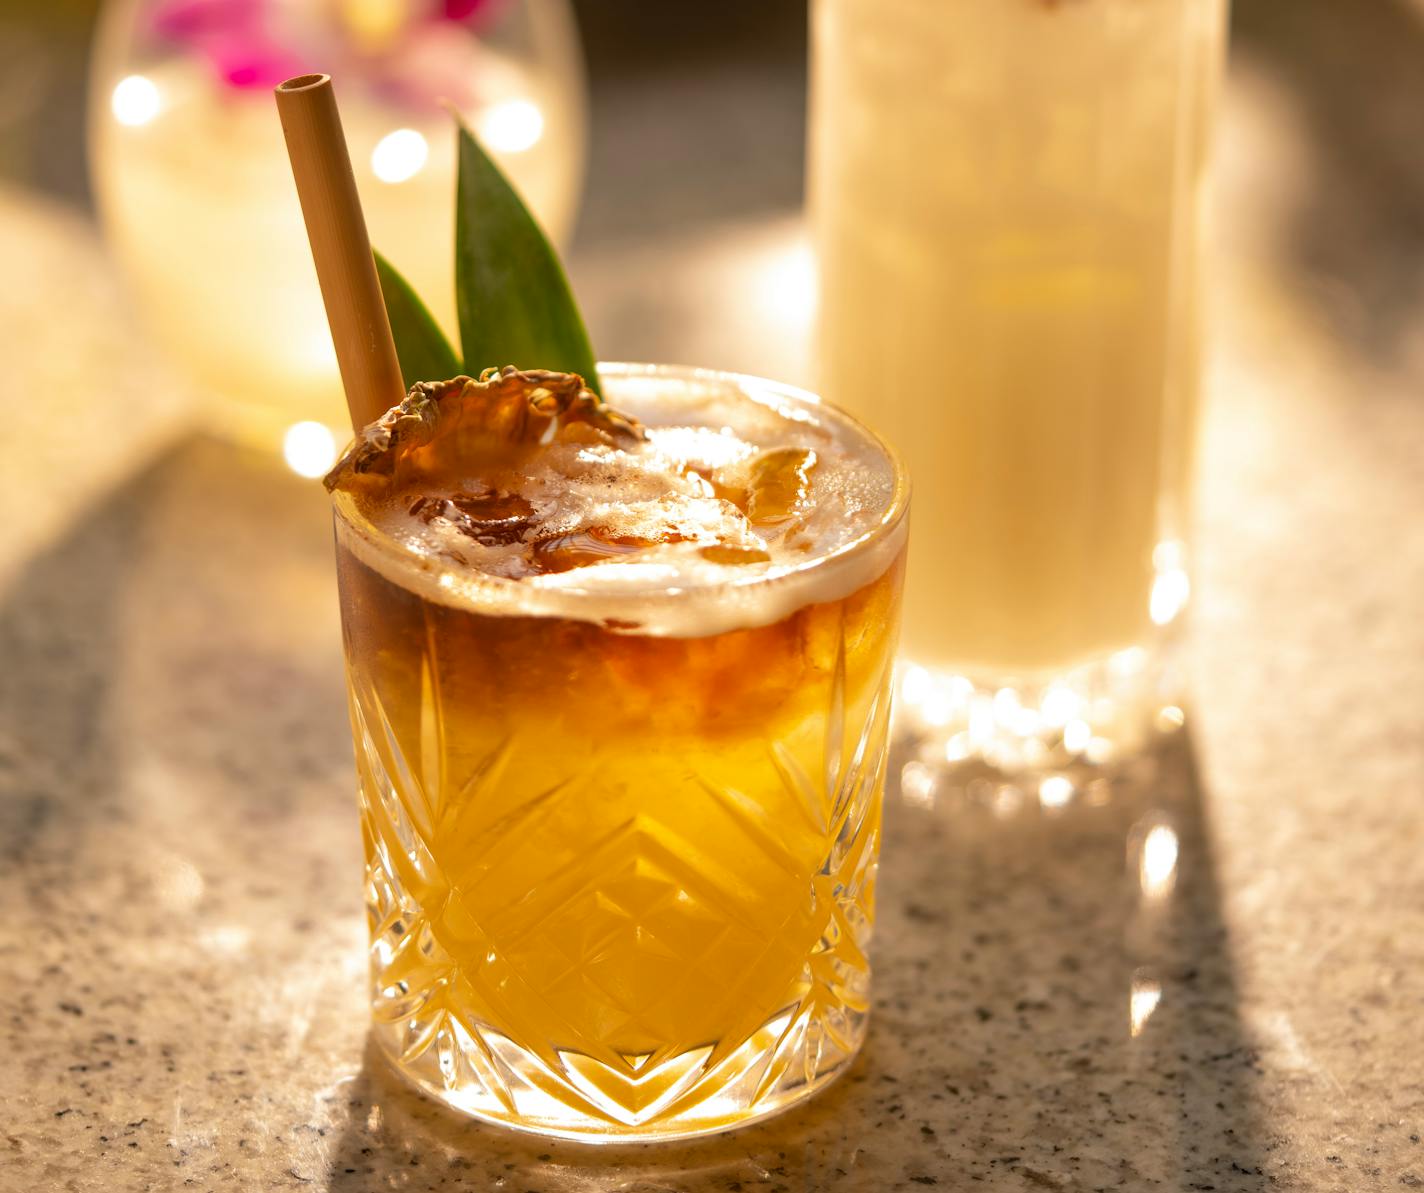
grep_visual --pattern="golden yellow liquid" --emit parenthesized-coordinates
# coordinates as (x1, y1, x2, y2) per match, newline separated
(811, 0, 1226, 675)
(336, 515, 905, 1138)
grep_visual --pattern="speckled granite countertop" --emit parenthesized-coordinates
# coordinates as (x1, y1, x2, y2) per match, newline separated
(4, 26, 1424, 1191)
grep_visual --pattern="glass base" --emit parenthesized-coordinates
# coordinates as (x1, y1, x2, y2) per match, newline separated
(370, 1007, 866, 1143)
(895, 634, 1187, 806)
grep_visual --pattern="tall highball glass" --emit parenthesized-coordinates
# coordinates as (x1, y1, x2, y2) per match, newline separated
(810, 0, 1228, 781)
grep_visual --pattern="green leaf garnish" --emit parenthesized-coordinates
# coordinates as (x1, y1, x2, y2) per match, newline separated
(375, 119, 599, 397)
(453, 119, 600, 394)
(374, 250, 460, 390)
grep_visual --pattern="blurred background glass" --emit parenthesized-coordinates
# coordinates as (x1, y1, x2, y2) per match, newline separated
(811, 0, 1226, 779)
(88, 0, 585, 457)
(2, 0, 1423, 533)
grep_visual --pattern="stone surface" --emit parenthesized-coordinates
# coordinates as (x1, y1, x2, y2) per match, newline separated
(4, 17, 1424, 1191)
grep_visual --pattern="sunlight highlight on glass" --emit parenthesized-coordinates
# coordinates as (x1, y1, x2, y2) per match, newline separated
(1140, 823, 1180, 898)
(900, 761, 937, 810)
(111, 74, 160, 126)
(371, 128, 429, 183)
(754, 235, 817, 331)
(283, 421, 338, 478)
(1150, 566, 1191, 626)
(1156, 704, 1187, 732)
(1084, 735, 1114, 765)
(480, 99, 545, 152)
(1040, 683, 1080, 727)
(1130, 972, 1163, 1037)
(1038, 775, 1074, 811)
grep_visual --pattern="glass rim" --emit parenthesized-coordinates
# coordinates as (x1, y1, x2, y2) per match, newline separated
(330, 361, 910, 621)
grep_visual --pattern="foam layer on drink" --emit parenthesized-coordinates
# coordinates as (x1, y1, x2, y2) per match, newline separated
(329, 365, 906, 636)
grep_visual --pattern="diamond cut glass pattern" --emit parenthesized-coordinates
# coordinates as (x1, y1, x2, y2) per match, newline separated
(340, 563, 904, 1139)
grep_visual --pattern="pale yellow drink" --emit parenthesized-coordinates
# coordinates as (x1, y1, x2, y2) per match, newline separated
(91, 47, 582, 453)
(810, 0, 1226, 682)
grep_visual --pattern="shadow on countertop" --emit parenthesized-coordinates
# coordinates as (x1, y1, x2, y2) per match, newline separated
(1232, 0, 1424, 371)
(0, 439, 1265, 1190)
(323, 730, 1267, 1192)
(0, 433, 352, 923)
(0, 468, 142, 863)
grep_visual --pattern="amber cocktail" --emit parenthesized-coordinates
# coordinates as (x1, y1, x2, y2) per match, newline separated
(328, 363, 908, 1141)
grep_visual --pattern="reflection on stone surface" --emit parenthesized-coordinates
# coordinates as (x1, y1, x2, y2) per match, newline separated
(1138, 822, 1181, 901)
(1130, 970, 1164, 1039)
(0, 434, 1267, 1190)
(893, 627, 1186, 787)
(317, 725, 1265, 1189)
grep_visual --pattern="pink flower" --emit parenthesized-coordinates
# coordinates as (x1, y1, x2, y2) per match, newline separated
(150, 0, 262, 42)
(147, 0, 506, 95)
(442, 0, 498, 21)
(150, 0, 306, 89)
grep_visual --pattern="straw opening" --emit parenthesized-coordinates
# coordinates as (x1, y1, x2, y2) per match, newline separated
(276, 73, 329, 93)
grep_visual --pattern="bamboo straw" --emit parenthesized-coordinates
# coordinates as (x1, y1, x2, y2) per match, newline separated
(275, 74, 405, 432)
